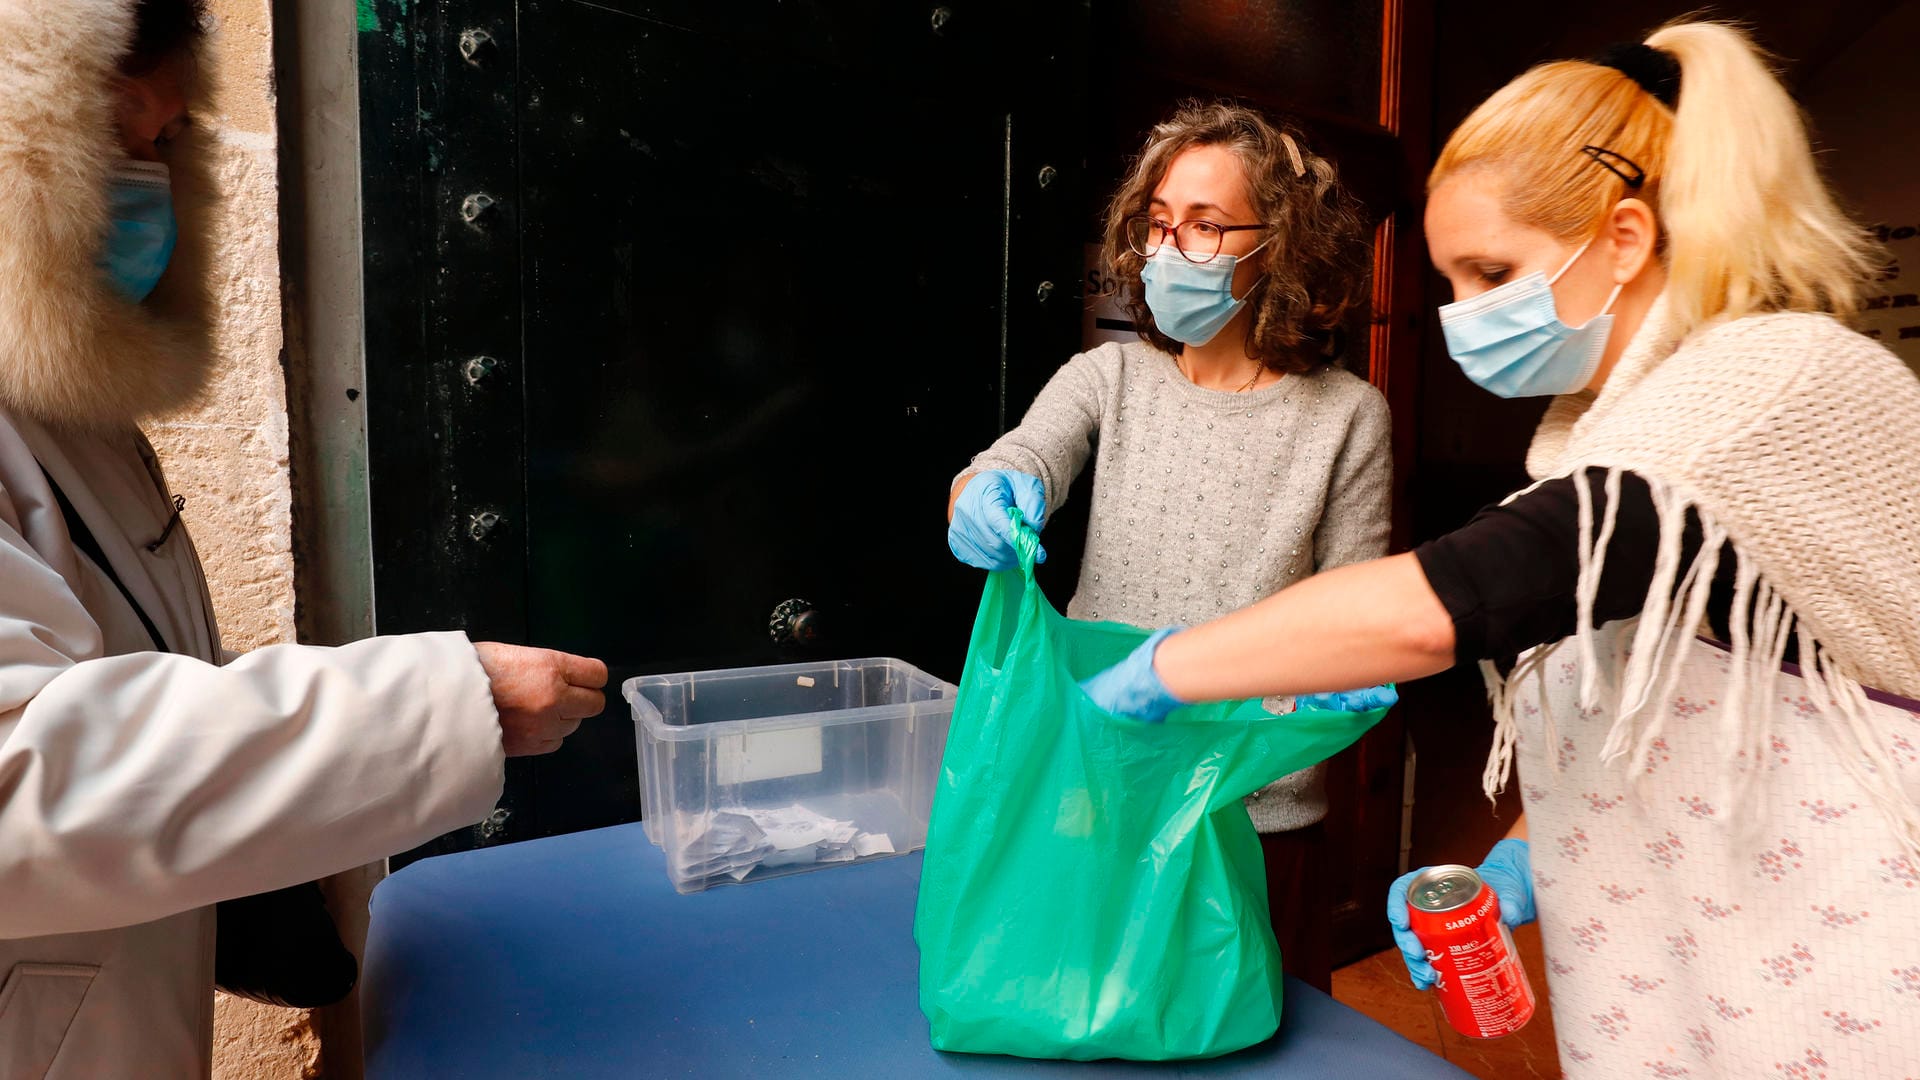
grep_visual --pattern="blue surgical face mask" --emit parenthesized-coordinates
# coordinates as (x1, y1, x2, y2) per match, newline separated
(99, 160, 177, 302)
(1437, 239, 1623, 399)
(1139, 238, 1270, 347)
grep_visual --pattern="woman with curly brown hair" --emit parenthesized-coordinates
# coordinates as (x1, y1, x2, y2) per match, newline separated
(944, 101, 1389, 990)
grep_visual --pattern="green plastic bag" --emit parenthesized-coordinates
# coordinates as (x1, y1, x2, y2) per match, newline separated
(915, 521, 1389, 1061)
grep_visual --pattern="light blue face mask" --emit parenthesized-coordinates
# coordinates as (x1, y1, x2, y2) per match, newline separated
(1139, 238, 1269, 347)
(1437, 239, 1623, 399)
(99, 160, 177, 302)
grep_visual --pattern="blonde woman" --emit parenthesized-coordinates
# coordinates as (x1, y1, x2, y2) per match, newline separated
(945, 102, 1390, 990)
(1083, 21, 1920, 1076)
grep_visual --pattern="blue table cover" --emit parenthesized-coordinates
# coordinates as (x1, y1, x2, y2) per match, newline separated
(362, 823, 1469, 1078)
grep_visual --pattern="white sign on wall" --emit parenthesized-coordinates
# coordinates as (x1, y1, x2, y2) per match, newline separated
(1860, 223, 1920, 372)
(1082, 243, 1138, 351)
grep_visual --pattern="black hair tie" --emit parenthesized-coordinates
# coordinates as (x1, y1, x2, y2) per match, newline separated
(1593, 42, 1681, 108)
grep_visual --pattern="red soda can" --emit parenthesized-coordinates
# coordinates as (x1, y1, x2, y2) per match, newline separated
(1405, 865, 1536, 1038)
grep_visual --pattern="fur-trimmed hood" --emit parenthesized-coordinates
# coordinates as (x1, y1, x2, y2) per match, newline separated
(0, 0, 212, 430)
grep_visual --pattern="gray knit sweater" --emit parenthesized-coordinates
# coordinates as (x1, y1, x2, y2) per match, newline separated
(967, 340, 1393, 831)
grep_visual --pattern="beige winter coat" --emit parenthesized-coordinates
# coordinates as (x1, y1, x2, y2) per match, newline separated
(0, 4, 506, 1076)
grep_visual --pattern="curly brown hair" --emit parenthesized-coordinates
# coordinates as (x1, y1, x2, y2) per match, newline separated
(1102, 101, 1371, 374)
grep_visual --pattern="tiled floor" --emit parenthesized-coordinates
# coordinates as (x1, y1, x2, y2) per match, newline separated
(1332, 923, 1563, 1079)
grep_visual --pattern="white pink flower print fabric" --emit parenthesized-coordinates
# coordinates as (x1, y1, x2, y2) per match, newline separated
(1512, 636, 1920, 1078)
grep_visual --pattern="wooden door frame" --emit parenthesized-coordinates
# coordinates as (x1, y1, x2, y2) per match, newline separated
(1370, 0, 1432, 544)
(1327, 0, 1434, 965)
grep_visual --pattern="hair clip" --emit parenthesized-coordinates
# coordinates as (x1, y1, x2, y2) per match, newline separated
(1277, 132, 1306, 178)
(1580, 145, 1647, 189)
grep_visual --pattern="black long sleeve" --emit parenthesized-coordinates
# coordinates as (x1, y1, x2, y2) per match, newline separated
(1413, 469, 1762, 665)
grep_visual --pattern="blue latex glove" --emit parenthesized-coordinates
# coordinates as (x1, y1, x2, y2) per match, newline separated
(1079, 629, 1185, 722)
(948, 471, 1048, 571)
(1083, 637, 1401, 724)
(1297, 684, 1399, 714)
(1386, 838, 1535, 989)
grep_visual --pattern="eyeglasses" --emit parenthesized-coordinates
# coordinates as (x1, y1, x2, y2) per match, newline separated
(1124, 213, 1266, 264)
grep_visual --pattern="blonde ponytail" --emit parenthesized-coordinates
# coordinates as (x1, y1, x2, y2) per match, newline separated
(1647, 21, 1881, 331)
(1431, 20, 1883, 338)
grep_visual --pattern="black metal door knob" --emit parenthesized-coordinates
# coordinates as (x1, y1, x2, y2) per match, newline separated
(768, 598, 822, 647)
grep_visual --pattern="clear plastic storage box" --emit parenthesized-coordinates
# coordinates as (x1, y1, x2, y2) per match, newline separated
(624, 658, 955, 894)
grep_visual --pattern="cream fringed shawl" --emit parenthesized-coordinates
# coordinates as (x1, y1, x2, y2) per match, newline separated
(1480, 294, 1920, 852)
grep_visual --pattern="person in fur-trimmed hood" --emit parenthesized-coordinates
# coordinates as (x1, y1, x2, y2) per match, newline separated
(0, 3, 608, 1075)
(1083, 18, 1920, 1079)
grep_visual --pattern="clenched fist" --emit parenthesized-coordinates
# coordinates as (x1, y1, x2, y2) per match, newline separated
(472, 642, 609, 756)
